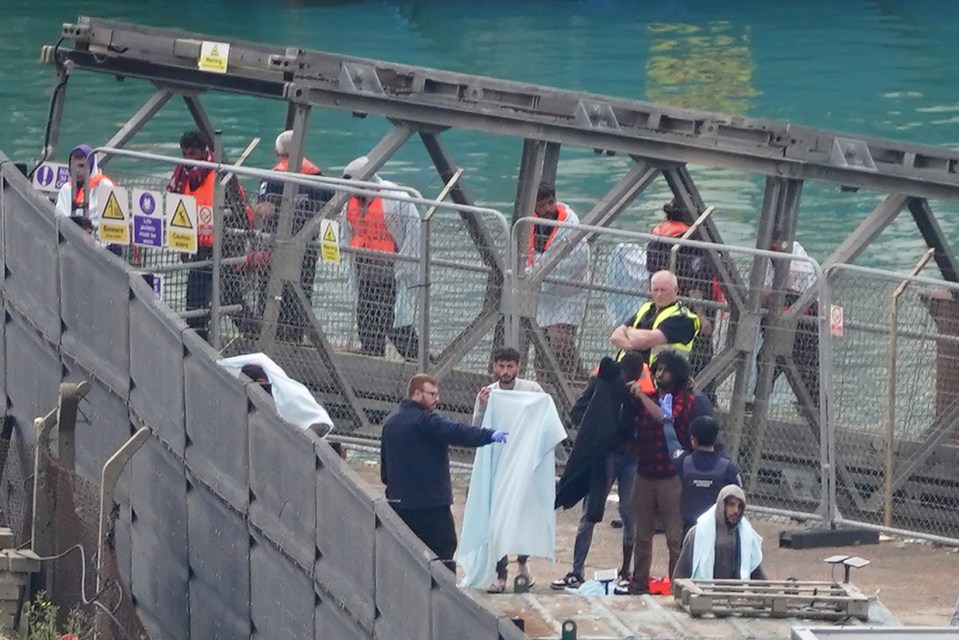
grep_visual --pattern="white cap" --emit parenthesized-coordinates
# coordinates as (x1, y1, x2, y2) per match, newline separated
(342, 155, 377, 180)
(275, 130, 293, 156)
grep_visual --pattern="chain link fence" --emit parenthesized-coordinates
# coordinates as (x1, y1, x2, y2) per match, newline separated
(512, 216, 833, 519)
(51, 149, 959, 545)
(828, 264, 959, 539)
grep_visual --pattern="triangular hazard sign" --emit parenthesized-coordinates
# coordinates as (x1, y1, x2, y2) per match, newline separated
(170, 201, 194, 229)
(323, 226, 337, 242)
(210, 45, 219, 56)
(101, 191, 125, 220)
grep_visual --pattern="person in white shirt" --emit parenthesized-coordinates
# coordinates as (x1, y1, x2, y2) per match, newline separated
(473, 347, 545, 593)
(55, 144, 115, 224)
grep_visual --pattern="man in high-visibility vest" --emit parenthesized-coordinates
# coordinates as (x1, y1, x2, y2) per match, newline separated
(609, 270, 701, 383)
(247, 130, 332, 342)
(646, 198, 717, 398)
(167, 130, 253, 342)
(341, 156, 422, 361)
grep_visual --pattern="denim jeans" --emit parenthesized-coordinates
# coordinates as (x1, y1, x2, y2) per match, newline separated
(571, 450, 637, 576)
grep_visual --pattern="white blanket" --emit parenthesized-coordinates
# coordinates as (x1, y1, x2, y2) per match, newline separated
(457, 390, 567, 587)
(218, 353, 334, 434)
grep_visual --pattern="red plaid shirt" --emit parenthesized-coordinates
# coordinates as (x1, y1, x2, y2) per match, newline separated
(634, 388, 695, 478)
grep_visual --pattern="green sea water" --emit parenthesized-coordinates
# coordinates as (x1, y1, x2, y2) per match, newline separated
(3, 0, 959, 271)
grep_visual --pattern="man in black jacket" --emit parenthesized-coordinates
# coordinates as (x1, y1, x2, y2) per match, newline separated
(552, 352, 641, 590)
(381, 373, 507, 573)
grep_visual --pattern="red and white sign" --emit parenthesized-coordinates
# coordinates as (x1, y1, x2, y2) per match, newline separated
(198, 205, 213, 238)
(830, 304, 844, 338)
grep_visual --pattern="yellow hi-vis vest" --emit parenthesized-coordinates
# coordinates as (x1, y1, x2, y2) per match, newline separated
(615, 300, 701, 365)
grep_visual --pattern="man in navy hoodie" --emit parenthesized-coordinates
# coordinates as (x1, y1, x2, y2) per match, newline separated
(381, 373, 507, 573)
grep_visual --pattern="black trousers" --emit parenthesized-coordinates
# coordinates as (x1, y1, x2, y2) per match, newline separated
(356, 264, 420, 360)
(394, 506, 457, 573)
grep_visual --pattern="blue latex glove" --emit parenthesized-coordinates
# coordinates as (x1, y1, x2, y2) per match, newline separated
(659, 393, 674, 420)
(491, 430, 508, 443)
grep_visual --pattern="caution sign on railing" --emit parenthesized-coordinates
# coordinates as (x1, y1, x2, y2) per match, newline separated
(96, 185, 130, 244)
(165, 194, 198, 254)
(320, 219, 341, 263)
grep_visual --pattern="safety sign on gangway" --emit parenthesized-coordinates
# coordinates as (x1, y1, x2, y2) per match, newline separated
(320, 219, 341, 264)
(198, 41, 230, 73)
(32, 162, 70, 193)
(96, 185, 130, 245)
(165, 194, 198, 254)
(132, 189, 163, 248)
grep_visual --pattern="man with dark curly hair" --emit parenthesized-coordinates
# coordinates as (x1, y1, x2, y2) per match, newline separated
(616, 349, 695, 595)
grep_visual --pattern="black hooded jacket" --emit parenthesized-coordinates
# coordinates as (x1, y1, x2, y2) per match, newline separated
(554, 357, 634, 522)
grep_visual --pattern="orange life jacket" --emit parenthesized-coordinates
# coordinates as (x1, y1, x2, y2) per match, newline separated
(72, 173, 111, 205)
(346, 196, 396, 253)
(526, 203, 571, 267)
(272, 157, 322, 175)
(185, 170, 216, 247)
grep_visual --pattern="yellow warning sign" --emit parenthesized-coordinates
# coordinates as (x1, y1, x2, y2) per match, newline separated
(320, 220, 341, 264)
(168, 231, 197, 254)
(96, 185, 130, 245)
(198, 41, 230, 74)
(101, 191, 125, 220)
(165, 194, 198, 255)
(170, 201, 194, 229)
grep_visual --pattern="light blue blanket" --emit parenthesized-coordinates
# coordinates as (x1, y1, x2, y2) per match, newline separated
(458, 390, 567, 587)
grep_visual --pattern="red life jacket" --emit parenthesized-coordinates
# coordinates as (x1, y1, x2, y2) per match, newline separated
(346, 196, 396, 253)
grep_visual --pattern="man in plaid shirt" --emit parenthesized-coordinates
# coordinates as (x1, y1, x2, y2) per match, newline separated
(616, 350, 696, 595)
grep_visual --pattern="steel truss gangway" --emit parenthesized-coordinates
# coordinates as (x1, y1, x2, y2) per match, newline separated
(40, 17, 959, 526)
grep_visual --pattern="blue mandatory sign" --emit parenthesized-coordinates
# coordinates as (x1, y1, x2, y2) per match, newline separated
(55, 165, 71, 188)
(139, 192, 157, 215)
(35, 165, 54, 187)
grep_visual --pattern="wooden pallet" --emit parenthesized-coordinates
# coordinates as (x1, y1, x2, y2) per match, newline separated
(672, 579, 870, 621)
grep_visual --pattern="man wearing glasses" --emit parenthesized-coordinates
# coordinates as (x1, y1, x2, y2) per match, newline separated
(381, 374, 508, 573)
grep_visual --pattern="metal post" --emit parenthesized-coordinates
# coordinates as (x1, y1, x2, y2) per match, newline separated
(883, 249, 935, 526)
(211, 131, 224, 350)
(417, 169, 464, 372)
(96, 427, 151, 638)
(37, 61, 69, 166)
(418, 215, 431, 372)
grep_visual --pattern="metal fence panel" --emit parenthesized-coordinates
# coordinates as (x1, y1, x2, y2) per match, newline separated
(188, 481, 251, 640)
(1, 179, 60, 340)
(130, 438, 189, 640)
(4, 312, 59, 446)
(373, 499, 432, 639)
(59, 237, 131, 397)
(249, 399, 315, 569)
(183, 353, 249, 512)
(829, 264, 959, 539)
(314, 443, 376, 630)
(511, 217, 832, 518)
(429, 561, 501, 640)
(250, 532, 314, 640)
(129, 283, 187, 454)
